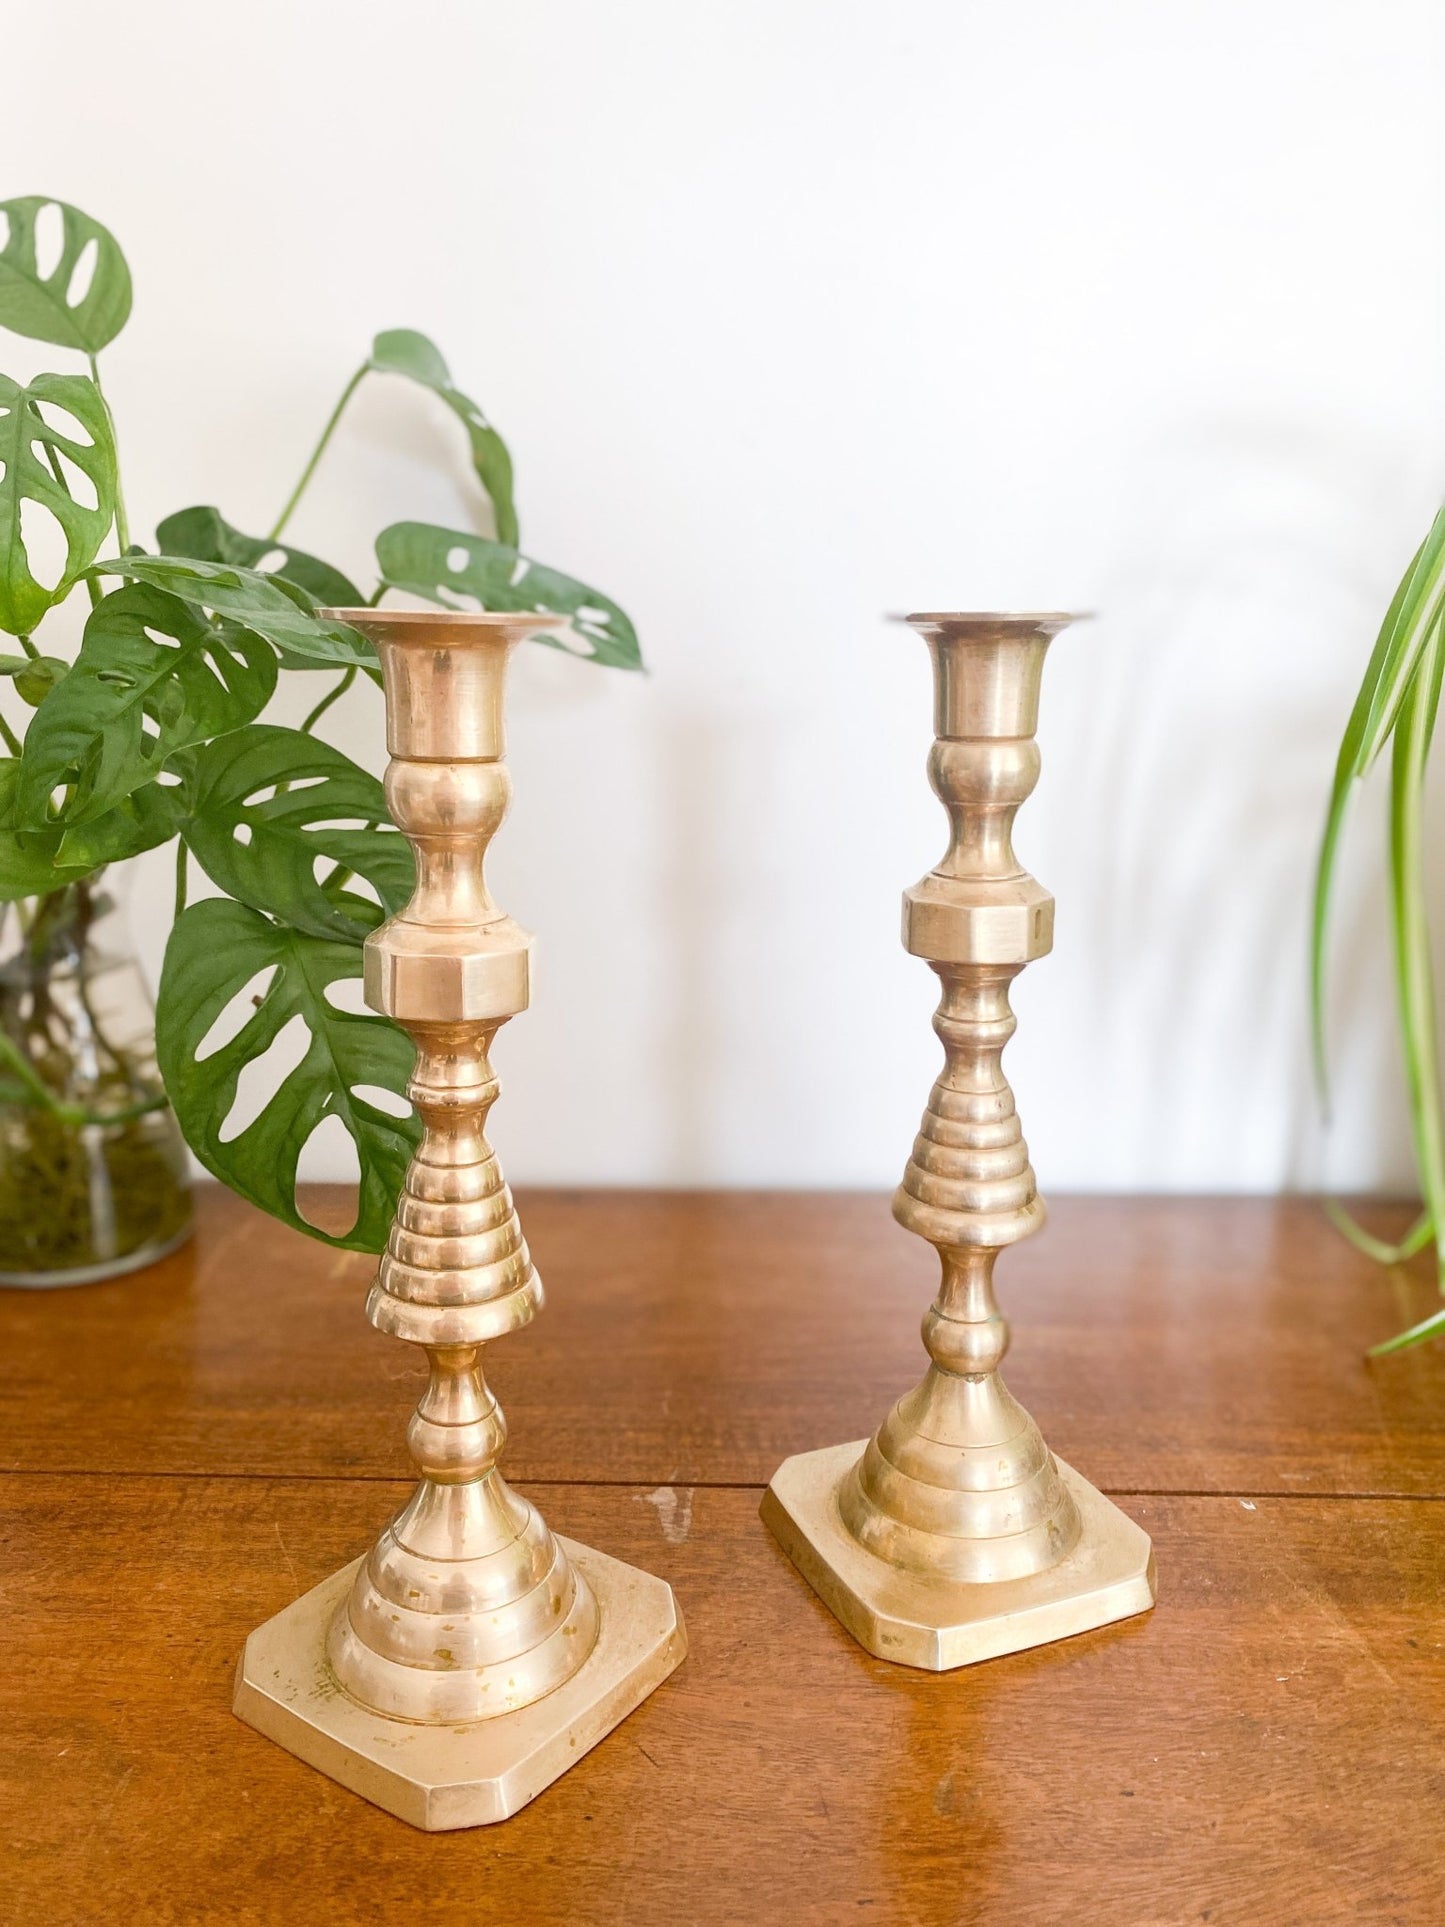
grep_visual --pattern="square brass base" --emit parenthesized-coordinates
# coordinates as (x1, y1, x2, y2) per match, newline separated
(761, 1440, 1155, 1670)
(233, 1539, 686, 1831)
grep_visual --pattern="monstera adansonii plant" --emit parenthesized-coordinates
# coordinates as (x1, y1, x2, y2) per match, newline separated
(0, 194, 640, 1252)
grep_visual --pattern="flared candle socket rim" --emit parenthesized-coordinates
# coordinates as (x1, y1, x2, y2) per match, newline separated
(890, 610, 1094, 633)
(320, 606, 571, 638)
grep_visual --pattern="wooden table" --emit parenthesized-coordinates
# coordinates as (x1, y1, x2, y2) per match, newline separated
(4, 1189, 1444, 1925)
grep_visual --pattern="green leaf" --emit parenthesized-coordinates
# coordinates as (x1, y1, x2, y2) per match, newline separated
(1310, 546, 1417, 1097)
(179, 723, 413, 943)
(1358, 509, 1445, 768)
(375, 522, 642, 671)
(0, 197, 132, 352)
(154, 505, 365, 609)
(53, 780, 179, 872)
(0, 758, 176, 900)
(1369, 1305, 1445, 1356)
(17, 584, 276, 826)
(369, 331, 519, 547)
(1384, 622, 1445, 1342)
(0, 372, 117, 634)
(1307, 514, 1445, 1099)
(1323, 1198, 1433, 1267)
(157, 896, 419, 1252)
(0, 758, 76, 896)
(0, 652, 66, 705)
(91, 553, 375, 669)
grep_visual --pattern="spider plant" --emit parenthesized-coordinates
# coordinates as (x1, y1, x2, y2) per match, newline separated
(1312, 504, 1445, 1353)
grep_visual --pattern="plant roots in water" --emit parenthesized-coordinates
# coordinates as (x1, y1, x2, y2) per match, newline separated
(0, 876, 191, 1283)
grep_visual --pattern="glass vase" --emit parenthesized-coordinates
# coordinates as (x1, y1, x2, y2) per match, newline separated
(0, 869, 192, 1286)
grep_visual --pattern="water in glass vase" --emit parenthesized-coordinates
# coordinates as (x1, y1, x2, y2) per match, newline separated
(0, 871, 192, 1286)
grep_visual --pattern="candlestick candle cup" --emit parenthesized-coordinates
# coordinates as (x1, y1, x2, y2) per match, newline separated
(761, 612, 1156, 1669)
(233, 610, 686, 1829)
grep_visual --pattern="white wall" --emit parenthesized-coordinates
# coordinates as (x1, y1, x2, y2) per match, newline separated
(9, 0, 1445, 1192)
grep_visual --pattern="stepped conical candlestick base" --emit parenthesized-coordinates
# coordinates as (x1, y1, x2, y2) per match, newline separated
(762, 612, 1156, 1670)
(233, 611, 685, 1829)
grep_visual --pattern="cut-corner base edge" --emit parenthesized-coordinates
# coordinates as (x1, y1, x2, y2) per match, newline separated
(233, 1538, 686, 1831)
(761, 1438, 1155, 1671)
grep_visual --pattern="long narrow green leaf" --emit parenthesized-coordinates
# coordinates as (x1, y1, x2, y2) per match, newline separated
(1311, 533, 1426, 1099)
(1383, 620, 1445, 1348)
(1323, 1199, 1433, 1266)
(1369, 1305, 1445, 1357)
(1359, 505, 1445, 767)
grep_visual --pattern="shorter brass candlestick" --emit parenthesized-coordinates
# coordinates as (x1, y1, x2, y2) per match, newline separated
(762, 611, 1155, 1669)
(234, 610, 685, 1829)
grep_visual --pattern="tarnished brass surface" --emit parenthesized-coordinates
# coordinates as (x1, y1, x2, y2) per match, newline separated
(234, 610, 685, 1826)
(763, 612, 1156, 1668)
(235, 1542, 685, 1832)
(762, 1444, 1153, 1669)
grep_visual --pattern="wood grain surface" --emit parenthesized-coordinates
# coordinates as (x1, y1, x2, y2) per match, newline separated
(3, 1475, 1442, 1926)
(4, 1186, 1445, 1925)
(2, 1188, 1441, 1493)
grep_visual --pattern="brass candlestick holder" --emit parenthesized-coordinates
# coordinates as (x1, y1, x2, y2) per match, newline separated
(234, 610, 685, 1830)
(762, 612, 1155, 1669)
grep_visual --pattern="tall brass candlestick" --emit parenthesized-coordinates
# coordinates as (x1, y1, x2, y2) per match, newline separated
(234, 610, 685, 1829)
(762, 612, 1155, 1668)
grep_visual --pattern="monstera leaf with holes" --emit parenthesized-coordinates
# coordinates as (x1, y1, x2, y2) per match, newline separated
(157, 897, 419, 1252)
(369, 330, 518, 548)
(0, 193, 643, 1260)
(0, 372, 117, 634)
(18, 583, 276, 826)
(0, 197, 132, 352)
(155, 506, 365, 610)
(177, 724, 414, 943)
(92, 553, 374, 669)
(375, 522, 642, 670)
(0, 759, 177, 901)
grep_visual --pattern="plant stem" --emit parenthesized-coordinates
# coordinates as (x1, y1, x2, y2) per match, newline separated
(0, 710, 21, 755)
(270, 364, 367, 542)
(1324, 1198, 1434, 1266)
(0, 1027, 166, 1129)
(174, 837, 188, 919)
(15, 633, 39, 660)
(301, 665, 357, 734)
(87, 354, 130, 552)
